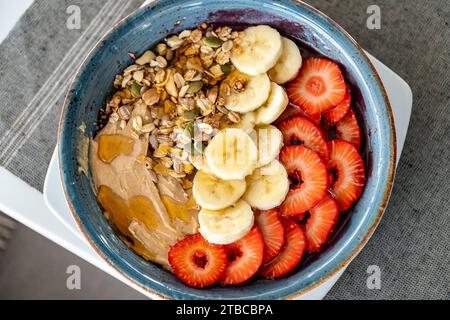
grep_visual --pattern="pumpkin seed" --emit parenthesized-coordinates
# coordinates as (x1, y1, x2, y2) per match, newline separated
(221, 63, 232, 75)
(187, 80, 203, 94)
(183, 108, 200, 120)
(193, 140, 205, 154)
(130, 81, 142, 98)
(184, 122, 195, 138)
(203, 36, 223, 48)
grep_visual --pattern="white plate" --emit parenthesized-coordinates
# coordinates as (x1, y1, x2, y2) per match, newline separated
(41, 52, 411, 300)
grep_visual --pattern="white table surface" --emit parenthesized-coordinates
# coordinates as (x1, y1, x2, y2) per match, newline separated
(0, 0, 412, 299)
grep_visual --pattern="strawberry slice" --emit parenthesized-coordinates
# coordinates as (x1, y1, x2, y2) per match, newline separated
(220, 226, 264, 285)
(328, 140, 366, 211)
(168, 234, 227, 288)
(279, 145, 328, 216)
(305, 195, 339, 252)
(323, 86, 351, 124)
(279, 116, 330, 162)
(335, 109, 362, 150)
(275, 102, 321, 126)
(259, 219, 306, 279)
(287, 57, 347, 115)
(255, 209, 285, 264)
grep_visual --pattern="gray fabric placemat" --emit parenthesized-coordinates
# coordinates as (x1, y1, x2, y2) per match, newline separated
(0, 0, 449, 299)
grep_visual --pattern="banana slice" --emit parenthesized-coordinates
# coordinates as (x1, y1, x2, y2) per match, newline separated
(198, 199, 254, 244)
(254, 125, 284, 167)
(205, 128, 258, 180)
(255, 82, 289, 125)
(193, 171, 246, 211)
(189, 154, 214, 176)
(231, 25, 283, 76)
(268, 37, 302, 84)
(220, 111, 256, 132)
(222, 70, 270, 113)
(243, 160, 289, 210)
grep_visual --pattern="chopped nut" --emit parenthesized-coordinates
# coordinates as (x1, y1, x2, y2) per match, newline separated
(156, 43, 167, 56)
(142, 88, 160, 106)
(155, 69, 166, 83)
(111, 94, 122, 107)
(136, 51, 156, 65)
(190, 29, 202, 42)
(233, 79, 246, 92)
(216, 50, 230, 65)
(165, 49, 174, 61)
(207, 86, 219, 103)
(209, 64, 224, 78)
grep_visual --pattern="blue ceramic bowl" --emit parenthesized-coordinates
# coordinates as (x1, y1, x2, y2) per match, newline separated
(59, 0, 396, 299)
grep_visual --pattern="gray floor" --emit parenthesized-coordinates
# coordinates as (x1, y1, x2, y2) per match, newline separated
(0, 218, 146, 299)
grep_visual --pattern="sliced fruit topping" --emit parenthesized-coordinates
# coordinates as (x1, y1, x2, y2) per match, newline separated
(323, 86, 351, 124)
(231, 25, 283, 76)
(204, 128, 257, 180)
(255, 209, 285, 264)
(222, 70, 271, 113)
(221, 111, 256, 132)
(279, 146, 328, 216)
(268, 37, 303, 84)
(254, 125, 284, 167)
(335, 109, 362, 150)
(198, 199, 254, 245)
(259, 219, 306, 279)
(168, 234, 228, 288)
(305, 195, 339, 252)
(220, 226, 264, 285)
(287, 57, 346, 115)
(328, 140, 365, 211)
(193, 171, 246, 211)
(255, 82, 289, 125)
(275, 102, 321, 126)
(279, 116, 329, 162)
(243, 160, 289, 210)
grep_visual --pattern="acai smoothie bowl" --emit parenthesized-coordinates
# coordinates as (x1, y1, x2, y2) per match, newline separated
(58, 0, 396, 299)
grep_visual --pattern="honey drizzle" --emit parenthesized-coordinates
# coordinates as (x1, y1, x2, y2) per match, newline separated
(97, 134, 134, 163)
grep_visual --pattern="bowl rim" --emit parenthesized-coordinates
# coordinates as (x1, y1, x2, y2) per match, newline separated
(58, 0, 396, 299)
